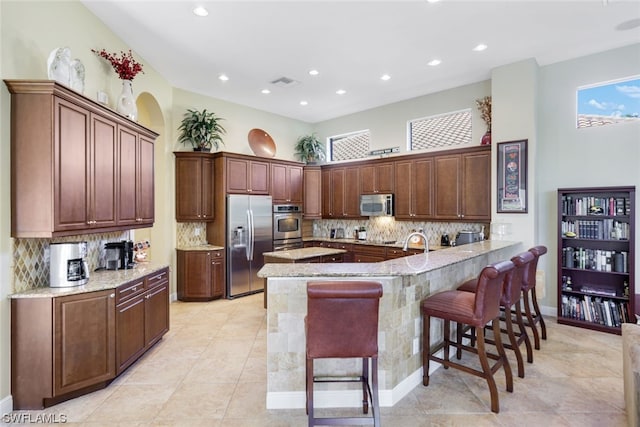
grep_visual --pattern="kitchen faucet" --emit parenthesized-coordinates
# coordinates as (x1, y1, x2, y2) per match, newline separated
(402, 231, 429, 253)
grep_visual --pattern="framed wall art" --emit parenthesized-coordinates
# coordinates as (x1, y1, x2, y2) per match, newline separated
(497, 139, 528, 213)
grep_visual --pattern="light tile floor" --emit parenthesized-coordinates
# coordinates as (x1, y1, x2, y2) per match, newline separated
(7, 293, 628, 426)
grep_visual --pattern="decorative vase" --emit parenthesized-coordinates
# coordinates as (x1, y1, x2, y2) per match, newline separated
(481, 130, 492, 146)
(117, 79, 138, 121)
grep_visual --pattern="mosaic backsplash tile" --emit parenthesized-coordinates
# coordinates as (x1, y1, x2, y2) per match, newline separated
(13, 231, 130, 293)
(309, 218, 489, 246)
(176, 222, 207, 247)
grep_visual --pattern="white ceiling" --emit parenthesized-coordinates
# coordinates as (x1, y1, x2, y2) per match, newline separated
(81, 0, 640, 124)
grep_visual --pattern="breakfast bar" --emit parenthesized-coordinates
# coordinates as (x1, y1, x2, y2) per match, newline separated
(258, 240, 522, 409)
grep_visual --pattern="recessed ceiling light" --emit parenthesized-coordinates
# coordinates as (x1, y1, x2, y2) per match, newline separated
(426, 0, 441, 3)
(309, 69, 319, 76)
(261, 89, 271, 94)
(472, 44, 488, 52)
(380, 74, 391, 81)
(336, 89, 346, 95)
(428, 59, 441, 66)
(300, 101, 308, 106)
(218, 74, 229, 81)
(193, 6, 208, 17)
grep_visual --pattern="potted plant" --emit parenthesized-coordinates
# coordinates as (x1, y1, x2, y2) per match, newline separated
(294, 133, 326, 164)
(178, 109, 226, 151)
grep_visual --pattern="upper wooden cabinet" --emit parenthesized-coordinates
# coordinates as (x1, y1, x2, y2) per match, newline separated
(5, 80, 158, 237)
(303, 166, 322, 219)
(360, 162, 394, 194)
(271, 162, 303, 204)
(394, 157, 434, 219)
(226, 157, 270, 194)
(174, 152, 214, 221)
(434, 148, 491, 221)
(322, 166, 361, 218)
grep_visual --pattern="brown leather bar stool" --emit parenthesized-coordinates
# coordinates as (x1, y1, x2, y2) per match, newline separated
(522, 246, 548, 350)
(456, 251, 535, 378)
(421, 260, 514, 414)
(306, 281, 383, 427)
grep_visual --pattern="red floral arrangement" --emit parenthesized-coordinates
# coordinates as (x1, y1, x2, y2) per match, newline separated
(92, 49, 144, 81)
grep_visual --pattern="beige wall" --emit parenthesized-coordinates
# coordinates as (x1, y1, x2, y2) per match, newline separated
(0, 0, 311, 410)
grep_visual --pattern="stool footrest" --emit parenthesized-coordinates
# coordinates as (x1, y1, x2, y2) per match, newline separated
(309, 416, 375, 425)
(314, 376, 364, 383)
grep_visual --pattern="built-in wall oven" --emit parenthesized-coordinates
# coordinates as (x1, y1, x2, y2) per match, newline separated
(273, 204, 303, 251)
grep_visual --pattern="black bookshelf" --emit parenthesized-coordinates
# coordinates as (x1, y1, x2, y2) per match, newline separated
(557, 186, 636, 335)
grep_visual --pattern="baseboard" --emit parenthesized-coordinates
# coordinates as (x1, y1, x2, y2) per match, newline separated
(0, 394, 13, 416)
(540, 304, 556, 318)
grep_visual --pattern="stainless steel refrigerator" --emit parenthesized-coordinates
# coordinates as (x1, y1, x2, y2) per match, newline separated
(226, 195, 273, 298)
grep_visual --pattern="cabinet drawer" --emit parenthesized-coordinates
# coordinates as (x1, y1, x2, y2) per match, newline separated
(116, 279, 145, 305)
(146, 268, 169, 290)
(322, 254, 344, 263)
(210, 250, 224, 259)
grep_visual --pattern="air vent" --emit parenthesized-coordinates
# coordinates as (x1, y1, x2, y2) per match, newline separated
(270, 76, 299, 87)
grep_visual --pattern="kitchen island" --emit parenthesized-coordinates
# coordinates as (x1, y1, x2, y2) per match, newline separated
(257, 240, 522, 410)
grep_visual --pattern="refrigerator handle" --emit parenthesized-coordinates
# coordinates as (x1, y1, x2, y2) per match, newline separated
(247, 209, 254, 261)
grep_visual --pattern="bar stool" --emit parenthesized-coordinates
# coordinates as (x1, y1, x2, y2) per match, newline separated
(306, 281, 383, 427)
(523, 246, 548, 350)
(456, 251, 535, 378)
(421, 260, 514, 414)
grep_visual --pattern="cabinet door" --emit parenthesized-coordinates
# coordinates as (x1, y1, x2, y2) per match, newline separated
(394, 160, 413, 219)
(249, 160, 270, 194)
(288, 165, 303, 203)
(434, 155, 461, 219)
(137, 134, 155, 225)
(330, 169, 345, 217)
(54, 98, 90, 232)
(90, 114, 117, 228)
(343, 166, 361, 217)
(413, 158, 434, 218)
(270, 163, 288, 203)
(211, 251, 225, 298)
(321, 169, 332, 217)
(460, 151, 490, 220)
(144, 280, 169, 348)
(178, 251, 212, 300)
(360, 165, 376, 194)
(304, 167, 322, 219)
(117, 126, 138, 225)
(201, 156, 215, 219)
(175, 156, 203, 220)
(226, 158, 249, 193)
(116, 294, 145, 375)
(53, 290, 115, 396)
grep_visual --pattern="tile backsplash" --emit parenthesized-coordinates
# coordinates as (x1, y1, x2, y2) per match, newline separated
(309, 217, 489, 246)
(176, 223, 207, 247)
(13, 231, 130, 293)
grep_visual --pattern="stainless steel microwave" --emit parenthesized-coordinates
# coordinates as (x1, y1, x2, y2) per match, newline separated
(360, 194, 393, 217)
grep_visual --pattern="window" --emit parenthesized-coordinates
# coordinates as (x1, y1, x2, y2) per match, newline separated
(328, 130, 370, 161)
(408, 109, 472, 150)
(577, 76, 640, 129)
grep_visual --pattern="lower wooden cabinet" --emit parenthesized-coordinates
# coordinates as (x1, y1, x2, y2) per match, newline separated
(177, 249, 225, 301)
(115, 268, 169, 374)
(11, 268, 170, 409)
(353, 245, 386, 263)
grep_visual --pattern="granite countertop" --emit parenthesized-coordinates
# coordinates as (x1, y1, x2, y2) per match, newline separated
(10, 262, 170, 299)
(302, 236, 447, 251)
(176, 244, 224, 251)
(258, 240, 520, 278)
(263, 247, 347, 261)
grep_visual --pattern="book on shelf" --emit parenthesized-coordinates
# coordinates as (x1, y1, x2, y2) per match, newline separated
(561, 195, 630, 216)
(561, 294, 632, 328)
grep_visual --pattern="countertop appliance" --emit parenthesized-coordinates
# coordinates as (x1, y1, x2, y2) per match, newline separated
(227, 195, 273, 298)
(273, 204, 303, 250)
(49, 242, 89, 287)
(440, 234, 450, 246)
(104, 240, 135, 270)
(360, 194, 393, 217)
(455, 230, 483, 246)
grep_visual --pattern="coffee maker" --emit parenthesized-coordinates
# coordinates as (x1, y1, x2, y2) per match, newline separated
(104, 240, 135, 270)
(49, 242, 90, 287)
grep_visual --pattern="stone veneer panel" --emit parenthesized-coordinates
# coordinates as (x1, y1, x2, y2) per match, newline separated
(264, 243, 521, 408)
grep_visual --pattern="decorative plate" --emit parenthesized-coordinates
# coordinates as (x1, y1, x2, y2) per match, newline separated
(69, 59, 85, 94)
(47, 47, 71, 86)
(248, 128, 276, 158)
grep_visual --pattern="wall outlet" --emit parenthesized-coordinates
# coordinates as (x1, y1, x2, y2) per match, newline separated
(413, 337, 420, 355)
(194, 228, 201, 236)
(415, 318, 421, 336)
(43, 247, 50, 264)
